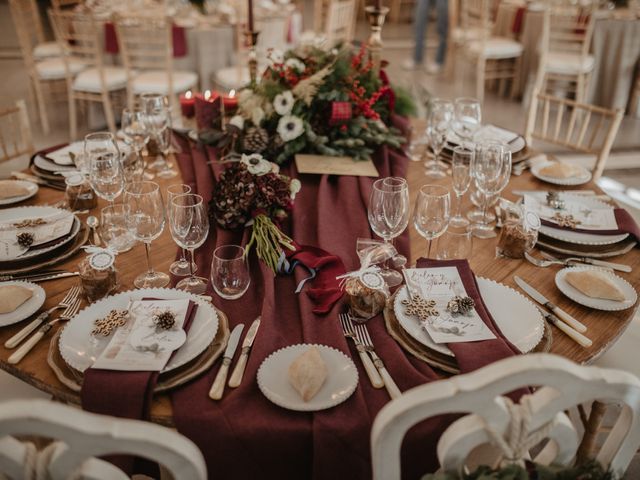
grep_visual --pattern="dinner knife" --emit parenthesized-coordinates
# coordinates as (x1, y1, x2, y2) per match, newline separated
(11, 172, 66, 191)
(0, 271, 79, 283)
(540, 251, 632, 273)
(229, 316, 261, 388)
(514, 276, 587, 333)
(209, 323, 245, 400)
(535, 305, 592, 348)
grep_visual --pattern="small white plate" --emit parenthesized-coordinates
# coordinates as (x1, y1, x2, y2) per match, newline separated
(0, 281, 46, 327)
(539, 225, 628, 246)
(531, 161, 592, 186)
(0, 180, 38, 206)
(555, 266, 638, 311)
(257, 344, 358, 412)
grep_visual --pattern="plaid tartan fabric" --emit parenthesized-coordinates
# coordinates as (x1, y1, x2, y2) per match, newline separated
(329, 101, 352, 125)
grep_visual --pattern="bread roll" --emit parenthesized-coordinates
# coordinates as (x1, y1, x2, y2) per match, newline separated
(0, 285, 33, 314)
(565, 270, 625, 302)
(539, 163, 583, 179)
(288, 346, 328, 402)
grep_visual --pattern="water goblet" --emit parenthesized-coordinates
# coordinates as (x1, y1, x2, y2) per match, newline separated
(211, 245, 251, 300)
(166, 184, 197, 276)
(413, 184, 451, 259)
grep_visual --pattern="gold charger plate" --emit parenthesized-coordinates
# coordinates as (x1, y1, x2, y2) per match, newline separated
(47, 306, 230, 395)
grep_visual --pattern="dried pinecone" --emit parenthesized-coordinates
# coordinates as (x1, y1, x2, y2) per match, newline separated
(210, 162, 257, 229)
(242, 126, 269, 153)
(446, 296, 475, 315)
(17, 232, 34, 248)
(153, 310, 176, 330)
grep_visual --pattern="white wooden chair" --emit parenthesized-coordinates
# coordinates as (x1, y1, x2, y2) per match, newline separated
(114, 13, 198, 112)
(49, 9, 127, 140)
(0, 100, 35, 174)
(0, 399, 207, 480)
(50, 0, 84, 11)
(325, 0, 357, 45)
(457, 0, 523, 103)
(534, 4, 596, 103)
(371, 353, 640, 479)
(9, 0, 62, 61)
(524, 88, 624, 180)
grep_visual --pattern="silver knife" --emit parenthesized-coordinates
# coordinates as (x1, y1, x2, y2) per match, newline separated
(540, 251, 631, 273)
(11, 172, 65, 191)
(0, 271, 79, 283)
(514, 276, 587, 333)
(228, 316, 261, 388)
(209, 323, 244, 400)
(535, 305, 592, 348)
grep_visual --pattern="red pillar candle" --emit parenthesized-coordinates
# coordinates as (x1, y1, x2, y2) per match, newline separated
(194, 90, 222, 131)
(179, 90, 195, 118)
(222, 89, 239, 114)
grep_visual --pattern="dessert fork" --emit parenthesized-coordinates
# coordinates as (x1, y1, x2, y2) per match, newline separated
(339, 313, 383, 389)
(353, 323, 402, 399)
(8, 298, 82, 364)
(5, 286, 81, 349)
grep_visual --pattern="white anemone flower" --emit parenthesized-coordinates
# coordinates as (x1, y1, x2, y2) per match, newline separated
(241, 153, 273, 176)
(277, 115, 304, 142)
(229, 115, 244, 130)
(273, 90, 295, 116)
(285, 58, 305, 72)
(268, 48, 285, 65)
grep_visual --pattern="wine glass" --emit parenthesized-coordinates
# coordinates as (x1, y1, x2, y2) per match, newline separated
(121, 107, 151, 180)
(435, 230, 473, 259)
(450, 146, 473, 228)
(120, 144, 145, 184)
(453, 97, 481, 148)
(211, 245, 251, 300)
(167, 183, 197, 276)
(413, 185, 450, 259)
(123, 181, 170, 288)
(140, 93, 178, 179)
(169, 193, 209, 294)
(367, 177, 410, 287)
(85, 132, 124, 205)
(425, 99, 453, 179)
(155, 114, 179, 179)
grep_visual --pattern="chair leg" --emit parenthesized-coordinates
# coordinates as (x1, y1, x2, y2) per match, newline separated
(102, 91, 117, 134)
(576, 74, 585, 103)
(33, 78, 50, 135)
(68, 92, 77, 141)
(510, 55, 522, 100)
(476, 58, 485, 104)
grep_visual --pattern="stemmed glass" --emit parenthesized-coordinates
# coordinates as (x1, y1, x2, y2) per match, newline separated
(453, 97, 481, 148)
(84, 132, 124, 206)
(169, 193, 209, 294)
(367, 177, 410, 287)
(425, 99, 453, 178)
(167, 184, 197, 277)
(470, 143, 512, 238)
(123, 181, 170, 288)
(413, 185, 451, 259)
(450, 146, 473, 228)
(140, 93, 178, 179)
(121, 107, 152, 180)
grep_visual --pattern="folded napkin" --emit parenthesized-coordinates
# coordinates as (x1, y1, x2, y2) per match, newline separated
(0, 181, 30, 200)
(0, 284, 33, 314)
(541, 208, 640, 242)
(416, 258, 521, 372)
(104, 22, 187, 57)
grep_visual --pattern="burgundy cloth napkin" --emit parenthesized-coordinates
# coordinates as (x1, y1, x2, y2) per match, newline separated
(104, 22, 187, 57)
(541, 208, 640, 242)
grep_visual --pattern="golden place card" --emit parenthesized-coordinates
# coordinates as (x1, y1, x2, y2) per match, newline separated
(294, 154, 379, 177)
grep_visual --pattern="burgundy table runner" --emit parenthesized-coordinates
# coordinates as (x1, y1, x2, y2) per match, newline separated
(541, 208, 640, 243)
(104, 22, 188, 57)
(167, 131, 523, 479)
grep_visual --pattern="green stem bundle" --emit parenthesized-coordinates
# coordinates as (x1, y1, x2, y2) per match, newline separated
(245, 214, 295, 273)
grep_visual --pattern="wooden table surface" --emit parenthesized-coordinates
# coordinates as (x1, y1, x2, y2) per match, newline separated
(1, 155, 638, 426)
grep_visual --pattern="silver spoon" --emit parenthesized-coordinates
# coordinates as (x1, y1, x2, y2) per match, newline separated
(86, 215, 101, 246)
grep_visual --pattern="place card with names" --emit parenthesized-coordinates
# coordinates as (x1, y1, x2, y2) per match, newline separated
(524, 192, 617, 230)
(294, 154, 379, 177)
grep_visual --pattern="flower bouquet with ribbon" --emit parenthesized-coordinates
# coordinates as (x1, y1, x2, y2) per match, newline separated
(210, 153, 301, 273)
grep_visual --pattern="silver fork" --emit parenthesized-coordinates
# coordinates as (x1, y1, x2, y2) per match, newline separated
(339, 314, 383, 388)
(353, 323, 402, 399)
(4, 286, 81, 349)
(8, 298, 82, 364)
(540, 251, 630, 273)
(524, 251, 562, 268)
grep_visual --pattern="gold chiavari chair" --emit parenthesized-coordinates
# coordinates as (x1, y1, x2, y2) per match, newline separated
(114, 13, 198, 112)
(0, 100, 35, 172)
(534, 3, 596, 103)
(524, 88, 624, 180)
(8, 0, 86, 134)
(49, 9, 127, 140)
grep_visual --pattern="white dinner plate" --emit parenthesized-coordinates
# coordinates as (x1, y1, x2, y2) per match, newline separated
(59, 288, 219, 373)
(394, 277, 545, 356)
(0, 180, 38, 206)
(34, 155, 78, 173)
(0, 281, 46, 327)
(447, 125, 526, 154)
(555, 266, 637, 311)
(257, 344, 358, 412)
(531, 161, 592, 186)
(0, 206, 79, 262)
(539, 225, 628, 246)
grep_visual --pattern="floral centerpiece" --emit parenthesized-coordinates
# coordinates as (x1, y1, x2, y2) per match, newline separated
(202, 41, 413, 165)
(210, 153, 301, 272)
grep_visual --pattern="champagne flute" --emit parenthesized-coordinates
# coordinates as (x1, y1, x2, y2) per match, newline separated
(124, 181, 170, 288)
(450, 146, 473, 228)
(413, 185, 450, 259)
(85, 132, 124, 206)
(169, 194, 209, 294)
(425, 99, 453, 179)
(453, 97, 481, 148)
(140, 93, 178, 178)
(155, 113, 179, 179)
(167, 183, 197, 277)
(367, 177, 410, 287)
(121, 107, 152, 180)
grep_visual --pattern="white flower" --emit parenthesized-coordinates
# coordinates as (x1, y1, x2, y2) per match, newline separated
(273, 90, 295, 116)
(229, 115, 244, 130)
(285, 58, 305, 72)
(277, 115, 304, 142)
(268, 48, 284, 65)
(241, 153, 273, 176)
(290, 178, 301, 199)
(251, 107, 265, 126)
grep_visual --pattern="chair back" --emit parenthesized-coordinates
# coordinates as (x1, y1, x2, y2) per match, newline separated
(540, 4, 595, 60)
(314, 0, 331, 32)
(48, 9, 103, 76)
(459, 0, 492, 45)
(0, 100, 34, 168)
(51, 0, 84, 11)
(524, 89, 623, 179)
(325, 0, 356, 45)
(8, 0, 46, 66)
(371, 353, 640, 479)
(0, 399, 207, 479)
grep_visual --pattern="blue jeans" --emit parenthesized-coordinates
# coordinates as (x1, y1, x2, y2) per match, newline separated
(413, 0, 448, 65)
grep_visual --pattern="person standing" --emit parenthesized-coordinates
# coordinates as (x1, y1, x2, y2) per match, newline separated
(403, 0, 448, 74)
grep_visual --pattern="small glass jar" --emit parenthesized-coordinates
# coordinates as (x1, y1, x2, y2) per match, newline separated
(344, 271, 388, 321)
(65, 174, 97, 210)
(496, 209, 541, 259)
(79, 250, 118, 303)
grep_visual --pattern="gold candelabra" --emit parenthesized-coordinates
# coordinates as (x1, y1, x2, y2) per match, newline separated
(364, 6, 389, 73)
(244, 30, 260, 84)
